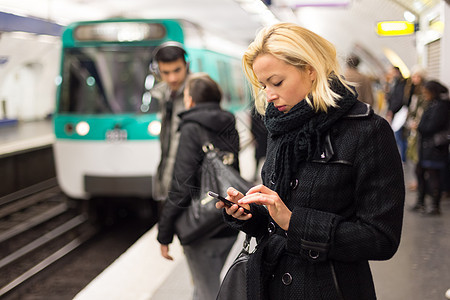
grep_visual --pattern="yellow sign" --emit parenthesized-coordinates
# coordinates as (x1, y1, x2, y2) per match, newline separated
(376, 21, 415, 36)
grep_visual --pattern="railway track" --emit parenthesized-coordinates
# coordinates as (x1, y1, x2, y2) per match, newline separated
(0, 179, 98, 298)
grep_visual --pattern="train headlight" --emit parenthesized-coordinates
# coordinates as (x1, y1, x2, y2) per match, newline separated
(148, 120, 161, 136)
(76, 121, 90, 136)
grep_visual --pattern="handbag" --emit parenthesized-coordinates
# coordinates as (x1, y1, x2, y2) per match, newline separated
(216, 234, 252, 300)
(174, 127, 253, 245)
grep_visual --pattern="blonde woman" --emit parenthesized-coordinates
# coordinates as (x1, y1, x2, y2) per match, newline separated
(217, 23, 405, 300)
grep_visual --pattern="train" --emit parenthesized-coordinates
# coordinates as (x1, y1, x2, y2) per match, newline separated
(53, 18, 254, 202)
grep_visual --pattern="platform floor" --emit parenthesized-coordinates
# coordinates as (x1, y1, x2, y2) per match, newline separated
(0, 119, 54, 157)
(74, 163, 450, 300)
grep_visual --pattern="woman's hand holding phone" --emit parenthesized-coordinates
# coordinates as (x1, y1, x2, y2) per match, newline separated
(213, 188, 252, 220)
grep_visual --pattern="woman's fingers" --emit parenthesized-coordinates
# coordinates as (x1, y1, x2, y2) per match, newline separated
(228, 204, 252, 220)
(238, 192, 275, 206)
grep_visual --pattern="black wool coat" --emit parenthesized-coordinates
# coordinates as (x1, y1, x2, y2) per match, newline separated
(224, 101, 405, 300)
(418, 97, 450, 164)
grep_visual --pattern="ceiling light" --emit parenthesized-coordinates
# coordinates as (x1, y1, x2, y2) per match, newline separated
(404, 11, 416, 23)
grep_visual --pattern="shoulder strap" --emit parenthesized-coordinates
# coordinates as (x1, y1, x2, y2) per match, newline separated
(199, 125, 210, 145)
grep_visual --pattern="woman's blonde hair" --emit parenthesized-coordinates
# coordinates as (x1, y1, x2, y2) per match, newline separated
(242, 22, 353, 114)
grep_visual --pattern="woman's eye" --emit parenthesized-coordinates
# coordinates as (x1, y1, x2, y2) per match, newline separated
(274, 81, 283, 87)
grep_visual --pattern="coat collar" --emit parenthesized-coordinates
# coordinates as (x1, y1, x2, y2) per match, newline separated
(343, 101, 372, 119)
(311, 101, 372, 163)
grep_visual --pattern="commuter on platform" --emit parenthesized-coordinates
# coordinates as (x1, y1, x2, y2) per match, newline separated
(216, 23, 405, 300)
(411, 80, 450, 215)
(344, 54, 375, 106)
(157, 74, 239, 300)
(403, 66, 428, 191)
(386, 66, 408, 162)
(150, 42, 190, 201)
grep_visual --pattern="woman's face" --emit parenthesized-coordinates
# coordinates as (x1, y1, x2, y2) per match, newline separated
(422, 87, 433, 101)
(253, 54, 316, 113)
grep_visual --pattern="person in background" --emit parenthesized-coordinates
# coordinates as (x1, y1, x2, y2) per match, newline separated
(150, 42, 190, 201)
(386, 66, 408, 162)
(344, 54, 375, 106)
(403, 66, 428, 191)
(217, 23, 405, 300)
(412, 80, 450, 215)
(157, 73, 239, 300)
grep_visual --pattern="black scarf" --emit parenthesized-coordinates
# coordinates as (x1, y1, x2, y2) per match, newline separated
(264, 78, 357, 203)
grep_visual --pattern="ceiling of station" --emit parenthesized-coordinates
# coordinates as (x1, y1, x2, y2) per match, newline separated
(0, 0, 443, 75)
(391, 0, 440, 15)
(0, 0, 263, 45)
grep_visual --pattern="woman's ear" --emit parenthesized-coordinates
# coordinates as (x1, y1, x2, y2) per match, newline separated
(306, 65, 317, 82)
(185, 95, 195, 109)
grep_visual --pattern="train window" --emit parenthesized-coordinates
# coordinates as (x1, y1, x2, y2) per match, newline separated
(196, 58, 203, 72)
(74, 23, 166, 42)
(59, 47, 159, 114)
(217, 60, 232, 103)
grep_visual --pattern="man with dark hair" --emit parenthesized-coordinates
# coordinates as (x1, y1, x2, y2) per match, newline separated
(150, 43, 190, 201)
(386, 66, 408, 162)
(344, 54, 375, 106)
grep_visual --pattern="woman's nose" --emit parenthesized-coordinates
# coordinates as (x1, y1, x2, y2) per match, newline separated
(266, 89, 277, 102)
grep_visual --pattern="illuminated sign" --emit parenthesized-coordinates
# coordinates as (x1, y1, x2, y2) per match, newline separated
(74, 22, 166, 42)
(376, 21, 415, 36)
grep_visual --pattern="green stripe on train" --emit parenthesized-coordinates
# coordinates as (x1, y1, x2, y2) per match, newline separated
(53, 114, 160, 140)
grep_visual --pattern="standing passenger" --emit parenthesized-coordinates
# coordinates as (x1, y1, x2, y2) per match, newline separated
(217, 23, 405, 300)
(403, 66, 428, 192)
(344, 54, 375, 106)
(150, 42, 190, 201)
(414, 80, 450, 215)
(157, 74, 239, 300)
(386, 66, 408, 162)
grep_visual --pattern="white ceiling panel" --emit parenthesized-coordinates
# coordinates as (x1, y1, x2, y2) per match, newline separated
(0, 0, 442, 74)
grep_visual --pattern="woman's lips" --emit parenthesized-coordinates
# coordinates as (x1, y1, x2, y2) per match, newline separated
(276, 105, 286, 112)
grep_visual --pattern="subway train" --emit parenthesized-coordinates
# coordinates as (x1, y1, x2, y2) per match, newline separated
(53, 18, 253, 202)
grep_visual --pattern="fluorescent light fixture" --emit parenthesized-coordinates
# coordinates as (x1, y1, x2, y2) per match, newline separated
(235, 0, 280, 25)
(403, 11, 416, 23)
(272, 0, 350, 7)
(383, 47, 410, 78)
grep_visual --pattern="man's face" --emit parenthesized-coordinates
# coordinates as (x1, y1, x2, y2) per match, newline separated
(158, 58, 188, 92)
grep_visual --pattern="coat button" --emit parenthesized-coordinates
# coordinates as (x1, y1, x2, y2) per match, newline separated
(282, 273, 292, 285)
(290, 179, 299, 190)
(309, 250, 320, 259)
(268, 222, 276, 234)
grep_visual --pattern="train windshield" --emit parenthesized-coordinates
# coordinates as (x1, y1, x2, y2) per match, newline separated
(58, 47, 159, 114)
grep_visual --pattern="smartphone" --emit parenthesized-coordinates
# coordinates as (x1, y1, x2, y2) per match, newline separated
(208, 191, 251, 214)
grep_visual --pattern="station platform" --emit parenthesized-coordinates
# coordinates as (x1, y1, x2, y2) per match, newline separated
(0, 119, 54, 158)
(2, 119, 449, 299)
(0, 119, 56, 196)
(73, 164, 450, 300)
